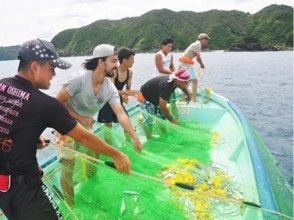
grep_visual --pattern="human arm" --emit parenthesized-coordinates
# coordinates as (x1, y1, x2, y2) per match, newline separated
(169, 55, 175, 72)
(159, 98, 178, 124)
(45, 95, 130, 173)
(37, 135, 50, 149)
(118, 90, 141, 97)
(196, 54, 205, 69)
(110, 103, 143, 152)
(56, 86, 95, 128)
(67, 123, 130, 173)
(155, 53, 172, 74)
(118, 69, 141, 100)
(119, 90, 141, 103)
(180, 85, 192, 103)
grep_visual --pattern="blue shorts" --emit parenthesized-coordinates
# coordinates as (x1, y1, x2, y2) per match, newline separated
(178, 61, 197, 80)
(140, 100, 165, 126)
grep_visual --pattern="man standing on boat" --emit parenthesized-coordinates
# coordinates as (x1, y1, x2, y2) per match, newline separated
(97, 47, 141, 144)
(154, 38, 175, 76)
(0, 39, 130, 220)
(179, 33, 210, 101)
(139, 69, 191, 139)
(55, 44, 143, 206)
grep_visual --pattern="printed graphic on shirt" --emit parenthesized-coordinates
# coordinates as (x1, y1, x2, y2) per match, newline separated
(0, 137, 12, 152)
(0, 82, 31, 152)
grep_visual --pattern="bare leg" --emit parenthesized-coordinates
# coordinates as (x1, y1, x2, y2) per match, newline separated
(104, 122, 112, 145)
(143, 124, 153, 140)
(170, 100, 179, 119)
(192, 79, 198, 101)
(60, 159, 75, 206)
(85, 152, 99, 179)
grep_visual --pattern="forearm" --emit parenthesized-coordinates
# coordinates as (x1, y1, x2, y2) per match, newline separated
(160, 105, 174, 122)
(181, 87, 190, 97)
(170, 60, 175, 72)
(159, 68, 172, 74)
(196, 56, 205, 68)
(170, 66, 175, 72)
(117, 113, 139, 140)
(118, 90, 135, 96)
(118, 90, 129, 96)
(66, 107, 86, 124)
(119, 89, 141, 97)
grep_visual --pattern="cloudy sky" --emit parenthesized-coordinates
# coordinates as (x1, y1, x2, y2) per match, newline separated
(0, 0, 292, 46)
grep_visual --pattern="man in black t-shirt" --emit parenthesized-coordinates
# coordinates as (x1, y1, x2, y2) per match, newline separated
(0, 39, 130, 220)
(140, 69, 191, 138)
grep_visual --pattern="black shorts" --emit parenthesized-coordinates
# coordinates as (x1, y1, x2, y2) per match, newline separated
(97, 102, 118, 123)
(97, 102, 128, 123)
(0, 174, 62, 220)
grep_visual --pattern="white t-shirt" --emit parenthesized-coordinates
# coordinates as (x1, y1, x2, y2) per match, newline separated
(153, 50, 173, 76)
(63, 70, 120, 117)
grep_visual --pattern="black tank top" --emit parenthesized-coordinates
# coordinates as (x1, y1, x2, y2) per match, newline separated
(114, 69, 129, 90)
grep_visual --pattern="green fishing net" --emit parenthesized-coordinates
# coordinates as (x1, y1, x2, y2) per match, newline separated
(42, 109, 222, 220)
(39, 108, 280, 220)
(252, 129, 293, 218)
(0, 95, 291, 220)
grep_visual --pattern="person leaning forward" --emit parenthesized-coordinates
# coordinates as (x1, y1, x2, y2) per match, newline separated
(0, 39, 130, 220)
(97, 47, 141, 144)
(179, 33, 210, 101)
(55, 44, 143, 206)
(139, 69, 191, 139)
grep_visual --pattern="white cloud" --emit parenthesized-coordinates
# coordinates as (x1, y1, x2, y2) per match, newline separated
(0, 0, 292, 46)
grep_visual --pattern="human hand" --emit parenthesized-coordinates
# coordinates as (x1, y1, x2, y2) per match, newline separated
(171, 119, 178, 125)
(113, 152, 131, 174)
(186, 94, 192, 103)
(79, 117, 95, 128)
(132, 137, 144, 152)
(37, 136, 50, 149)
(129, 90, 141, 97)
(122, 95, 129, 103)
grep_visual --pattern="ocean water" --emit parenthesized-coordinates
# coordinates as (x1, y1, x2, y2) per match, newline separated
(0, 51, 292, 184)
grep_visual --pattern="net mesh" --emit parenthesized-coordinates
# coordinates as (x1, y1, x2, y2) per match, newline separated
(38, 110, 287, 220)
(252, 128, 293, 218)
(49, 111, 214, 219)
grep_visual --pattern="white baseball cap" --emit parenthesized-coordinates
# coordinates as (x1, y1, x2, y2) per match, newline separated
(90, 44, 116, 59)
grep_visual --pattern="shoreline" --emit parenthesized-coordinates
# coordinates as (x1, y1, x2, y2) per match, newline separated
(0, 48, 293, 62)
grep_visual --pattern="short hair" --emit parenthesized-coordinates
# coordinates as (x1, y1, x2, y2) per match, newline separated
(161, 38, 174, 47)
(17, 59, 46, 71)
(83, 57, 107, 70)
(118, 47, 135, 64)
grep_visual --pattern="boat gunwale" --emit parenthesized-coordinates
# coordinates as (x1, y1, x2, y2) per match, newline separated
(201, 90, 279, 215)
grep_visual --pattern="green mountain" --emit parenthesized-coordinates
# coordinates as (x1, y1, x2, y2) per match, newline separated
(245, 4, 293, 46)
(0, 4, 292, 60)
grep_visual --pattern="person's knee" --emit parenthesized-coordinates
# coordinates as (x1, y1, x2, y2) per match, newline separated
(60, 159, 75, 177)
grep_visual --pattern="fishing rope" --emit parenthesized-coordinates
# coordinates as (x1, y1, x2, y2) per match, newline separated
(57, 145, 293, 219)
(100, 119, 265, 193)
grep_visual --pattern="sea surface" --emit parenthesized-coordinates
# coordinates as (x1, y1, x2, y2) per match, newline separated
(0, 51, 293, 185)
